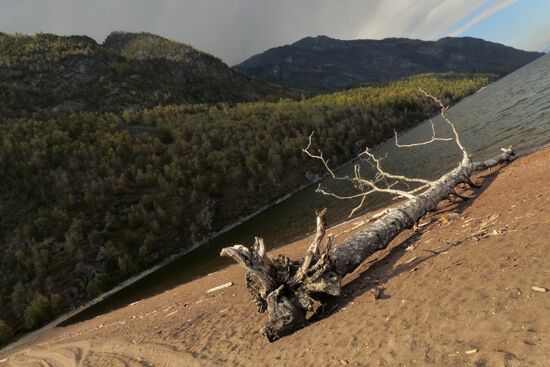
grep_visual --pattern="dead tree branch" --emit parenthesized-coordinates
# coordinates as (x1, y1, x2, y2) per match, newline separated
(418, 88, 470, 163)
(394, 118, 453, 147)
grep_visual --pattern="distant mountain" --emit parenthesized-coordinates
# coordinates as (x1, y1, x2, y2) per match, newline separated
(0, 32, 286, 117)
(234, 36, 544, 91)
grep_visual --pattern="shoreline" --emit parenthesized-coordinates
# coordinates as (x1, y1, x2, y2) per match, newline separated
(2, 115, 544, 354)
(2, 145, 549, 365)
(2, 120, 543, 354)
(1, 118, 405, 353)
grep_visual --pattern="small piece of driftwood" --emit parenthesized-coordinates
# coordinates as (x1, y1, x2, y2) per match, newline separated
(207, 282, 233, 294)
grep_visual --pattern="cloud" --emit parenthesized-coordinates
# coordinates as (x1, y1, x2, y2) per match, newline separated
(356, 0, 486, 40)
(449, 0, 517, 36)
(522, 32, 550, 52)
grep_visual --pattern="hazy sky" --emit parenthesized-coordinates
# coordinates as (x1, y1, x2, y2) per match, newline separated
(1, 0, 548, 65)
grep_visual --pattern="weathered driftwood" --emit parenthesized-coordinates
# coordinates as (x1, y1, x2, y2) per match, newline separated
(221, 90, 515, 341)
(531, 286, 548, 293)
(206, 282, 233, 294)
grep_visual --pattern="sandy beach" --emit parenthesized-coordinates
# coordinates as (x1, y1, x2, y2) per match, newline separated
(1, 146, 549, 367)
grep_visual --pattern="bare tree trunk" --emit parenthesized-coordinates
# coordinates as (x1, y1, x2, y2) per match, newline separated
(220, 90, 515, 341)
(221, 148, 513, 341)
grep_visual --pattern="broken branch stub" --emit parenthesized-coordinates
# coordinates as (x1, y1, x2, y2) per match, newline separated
(221, 90, 515, 341)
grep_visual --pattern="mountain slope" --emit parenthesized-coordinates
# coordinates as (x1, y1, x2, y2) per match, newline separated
(234, 36, 544, 91)
(0, 32, 286, 117)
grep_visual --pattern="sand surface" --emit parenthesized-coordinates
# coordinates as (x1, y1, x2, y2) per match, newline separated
(1, 147, 549, 367)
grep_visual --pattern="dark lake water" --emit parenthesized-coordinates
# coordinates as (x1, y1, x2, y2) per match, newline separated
(61, 54, 550, 325)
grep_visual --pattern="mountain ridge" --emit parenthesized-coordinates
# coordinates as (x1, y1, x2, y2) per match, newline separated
(0, 31, 287, 117)
(234, 35, 544, 91)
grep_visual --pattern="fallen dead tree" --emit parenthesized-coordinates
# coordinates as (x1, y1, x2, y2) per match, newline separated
(221, 89, 515, 341)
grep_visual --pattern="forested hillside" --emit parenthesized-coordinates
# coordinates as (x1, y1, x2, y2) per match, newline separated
(0, 32, 287, 118)
(0, 73, 492, 344)
(234, 35, 543, 91)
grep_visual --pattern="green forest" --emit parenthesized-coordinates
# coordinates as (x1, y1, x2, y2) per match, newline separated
(0, 72, 492, 345)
